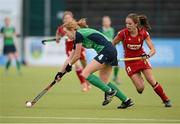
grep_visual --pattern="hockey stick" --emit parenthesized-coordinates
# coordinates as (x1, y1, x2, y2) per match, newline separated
(26, 71, 66, 107)
(118, 57, 144, 61)
(41, 38, 56, 45)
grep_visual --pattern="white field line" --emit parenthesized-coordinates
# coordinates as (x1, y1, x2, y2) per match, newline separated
(0, 116, 180, 122)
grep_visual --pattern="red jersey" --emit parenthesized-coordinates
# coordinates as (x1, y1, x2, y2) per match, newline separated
(57, 25, 66, 37)
(117, 28, 149, 58)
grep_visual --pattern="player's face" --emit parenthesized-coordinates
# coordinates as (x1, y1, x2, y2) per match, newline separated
(5, 18, 10, 27)
(102, 17, 111, 28)
(125, 18, 137, 32)
(64, 28, 75, 40)
(63, 15, 73, 24)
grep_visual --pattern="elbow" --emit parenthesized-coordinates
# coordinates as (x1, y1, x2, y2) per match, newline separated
(150, 48, 156, 56)
(77, 55, 81, 60)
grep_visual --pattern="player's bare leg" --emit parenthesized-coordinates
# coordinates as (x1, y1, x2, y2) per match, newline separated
(74, 62, 89, 92)
(80, 59, 91, 90)
(82, 60, 117, 105)
(142, 69, 172, 107)
(99, 65, 112, 84)
(130, 73, 145, 94)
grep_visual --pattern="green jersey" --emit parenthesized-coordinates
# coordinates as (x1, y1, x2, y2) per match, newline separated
(1, 27, 15, 45)
(101, 27, 115, 41)
(75, 28, 110, 53)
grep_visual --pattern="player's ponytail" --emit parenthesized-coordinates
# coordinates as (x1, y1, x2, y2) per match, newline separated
(127, 13, 151, 31)
(138, 15, 151, 31)
(63, 18, 88, 31)
(77, 18, 88, 28)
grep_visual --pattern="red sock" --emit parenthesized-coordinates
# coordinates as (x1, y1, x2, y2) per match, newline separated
(153, 82, 169, 102)
(76, 68, 86, 84)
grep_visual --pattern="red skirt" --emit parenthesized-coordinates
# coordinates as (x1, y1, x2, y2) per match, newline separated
(125, 59, 152, 77)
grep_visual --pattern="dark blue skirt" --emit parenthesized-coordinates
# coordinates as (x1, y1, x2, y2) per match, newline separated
(3, 44, 16, 55)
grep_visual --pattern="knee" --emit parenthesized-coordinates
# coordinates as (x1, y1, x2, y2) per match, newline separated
(81, 70, 89, 79)
(137, 86, 144, 94)
(99, 73, 107, 82)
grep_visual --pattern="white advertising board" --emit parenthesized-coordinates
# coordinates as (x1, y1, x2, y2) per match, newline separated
(25, 37, 67, 66)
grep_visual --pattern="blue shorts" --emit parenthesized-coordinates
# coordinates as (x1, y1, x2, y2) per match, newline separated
(94, 43, 118, 66)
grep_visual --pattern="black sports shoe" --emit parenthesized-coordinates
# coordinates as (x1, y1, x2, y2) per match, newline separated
(164, 100, 172, 107)
(102, 89, 117, 106)
(102, 92, 108, 105)
(117, 99, 134, 109)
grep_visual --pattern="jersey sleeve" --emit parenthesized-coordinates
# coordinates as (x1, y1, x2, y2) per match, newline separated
(73, 31, 84, 49)
(57, 25, 66, 36)
(117, 30, 124, 41)
(143, 30, 149, 39)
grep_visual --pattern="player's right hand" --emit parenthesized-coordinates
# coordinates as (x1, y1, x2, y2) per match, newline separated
(141, 53, 150, 59)
(56, 35, 60, 43)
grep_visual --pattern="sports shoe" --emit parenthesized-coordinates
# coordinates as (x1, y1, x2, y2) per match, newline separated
(102, 92, 108, 106)
(117, 98, 134, 109)
(164, 100, 172, 107)
(102, 89, 117, 106)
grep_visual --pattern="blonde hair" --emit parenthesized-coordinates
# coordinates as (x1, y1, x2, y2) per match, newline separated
(63, 11, 73, 19)
(63, 18, 88, 31)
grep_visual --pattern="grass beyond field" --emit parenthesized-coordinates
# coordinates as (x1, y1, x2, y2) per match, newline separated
(0, 66, 180, 123)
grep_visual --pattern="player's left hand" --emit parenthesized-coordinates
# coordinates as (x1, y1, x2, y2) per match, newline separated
(54, 72, 63, 82)
(141, 53, 150, 59)
(65, 63, 72, 72)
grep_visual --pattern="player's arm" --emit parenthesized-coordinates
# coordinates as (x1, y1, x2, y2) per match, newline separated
(70, 43, 82, 65)
(58, 43, 81, 73)
(112, 30, 123, 46)
(56, 25, 66, 43)
(59, 49, 75, 72)
(55, 50, 75, 81)
(69, 31, 83, 64)
(61, 32, 83, 73)
(112, 35, 122, 46)
(56, 28, 61, 43)
(13, 28, 19, 37)
(145, 36, 156, 57)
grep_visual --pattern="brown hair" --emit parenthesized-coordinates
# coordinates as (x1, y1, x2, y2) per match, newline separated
(127, 13, 151, 30)
(63, 18, 88, 31)
(63, 11, 73, 19)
